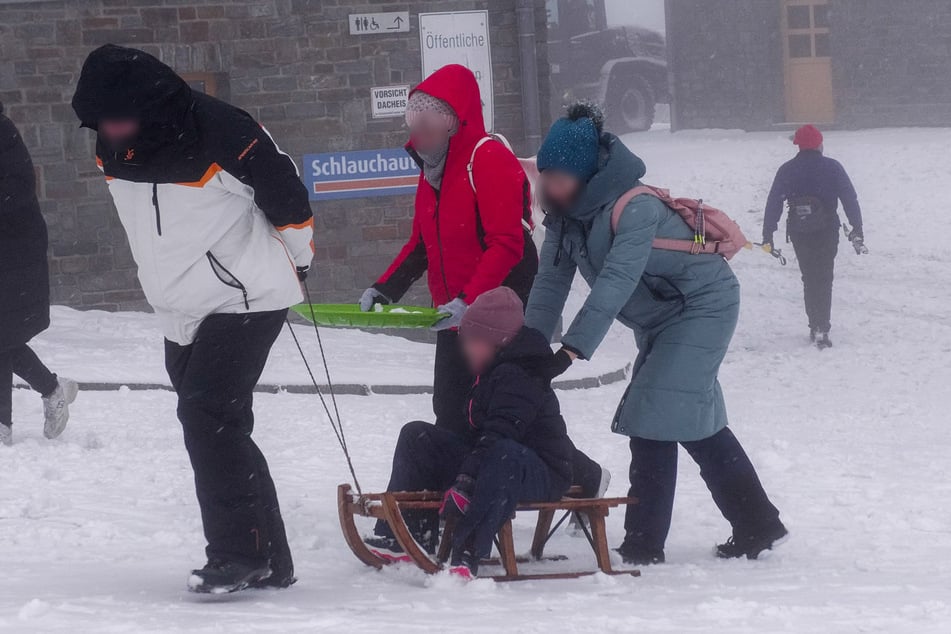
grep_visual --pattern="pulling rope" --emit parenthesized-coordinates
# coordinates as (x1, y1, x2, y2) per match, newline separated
(284, 283, 363, 496)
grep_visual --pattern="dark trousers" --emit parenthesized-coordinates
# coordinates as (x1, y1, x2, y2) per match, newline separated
(624, 427, 781, 553)
(792, 229, 839, 332)
(165, 310, 292, 573)
(433, 329, 603, 493)
(0, 344, 58, 426)
(433, 330, 473, 435)
(376, 421, 556, 560)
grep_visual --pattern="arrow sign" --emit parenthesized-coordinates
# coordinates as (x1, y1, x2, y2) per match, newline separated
(349, 11, 410, 35)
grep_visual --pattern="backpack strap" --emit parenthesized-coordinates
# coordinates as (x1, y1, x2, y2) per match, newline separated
(468, 134, 533, 234)
(611, 185, 667, 233)
(467, 136, 500, 192)
(612, 185, 732, 256)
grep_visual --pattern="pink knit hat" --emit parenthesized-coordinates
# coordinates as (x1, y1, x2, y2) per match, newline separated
(405, 90, 458, 133)
(460, 287, 525, 347)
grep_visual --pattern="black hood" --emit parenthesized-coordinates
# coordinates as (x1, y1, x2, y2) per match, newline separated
(72, 45, 198, 168)
(71, 44, 193, 130)
(493, 327, 556, 381)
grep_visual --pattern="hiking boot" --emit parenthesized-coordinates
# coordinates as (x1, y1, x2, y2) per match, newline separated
(568, 466, 611, 537)
(0, 424, 11, 447)
(364, 536, 412, 564)
(248, 557, 296, 589)
(815, 331, 833, 350)
(809, 327, 817, 343)
(248, 572, 297, 589)
(615, 540, 665, 566)
(42, 378, 78, 439)
(716, 522, 789, 560)
(187, 558, 271, 594)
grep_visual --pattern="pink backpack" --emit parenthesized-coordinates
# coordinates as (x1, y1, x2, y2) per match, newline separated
(612, 186, 749, 260)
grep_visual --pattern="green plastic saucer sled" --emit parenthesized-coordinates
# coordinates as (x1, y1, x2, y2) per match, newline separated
(291, 304, 445, 329)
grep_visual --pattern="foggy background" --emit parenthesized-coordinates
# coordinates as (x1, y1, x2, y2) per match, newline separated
(605, 0, 666, 34)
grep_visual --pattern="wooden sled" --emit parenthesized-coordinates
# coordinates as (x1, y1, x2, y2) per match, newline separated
(338, 483, 641, 582)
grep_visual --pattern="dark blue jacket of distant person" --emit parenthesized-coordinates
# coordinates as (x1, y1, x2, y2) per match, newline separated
(763, 126, 863, 241)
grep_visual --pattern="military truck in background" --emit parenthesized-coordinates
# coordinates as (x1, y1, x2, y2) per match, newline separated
(546, 0, 669, 132)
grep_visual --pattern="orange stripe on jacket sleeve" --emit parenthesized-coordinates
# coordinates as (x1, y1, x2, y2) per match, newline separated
(175, 163, 222, 188)
(276, 217, 315, 231)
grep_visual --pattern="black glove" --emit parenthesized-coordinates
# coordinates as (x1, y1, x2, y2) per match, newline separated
(761, 233, 774, 251)
(296, 266, 310, 282)
(542, 348, 574, 381)
(439, 474, 475, 520)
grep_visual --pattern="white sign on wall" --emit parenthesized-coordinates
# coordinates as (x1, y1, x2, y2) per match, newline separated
(349, 12, 410, 35)
(370, 85, 410, 118)
(418, 10, 494, 131)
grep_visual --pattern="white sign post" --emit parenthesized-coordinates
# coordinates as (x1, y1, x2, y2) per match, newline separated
(370, 85, 410, 119)
(349, 12, 410, 35)
(419, 10, 494, 131)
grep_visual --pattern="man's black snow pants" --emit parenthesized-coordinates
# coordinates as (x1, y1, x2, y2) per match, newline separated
(375, 421, 558, 560)
(791, 228, 839, 333)
(165, 310, 292, 576)
(0, 344, 58, 427)
(624, 427, 781, 554)
(433, 329, 604, 495)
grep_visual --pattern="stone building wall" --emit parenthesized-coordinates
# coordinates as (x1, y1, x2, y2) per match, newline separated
(0, 0, 549, 309)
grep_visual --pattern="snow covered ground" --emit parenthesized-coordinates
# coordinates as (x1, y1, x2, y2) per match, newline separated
(2, 128, 950, 633)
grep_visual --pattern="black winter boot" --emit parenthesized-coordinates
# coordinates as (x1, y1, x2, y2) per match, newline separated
(248, 557, 296, 589)
(449, 549, 480, 578)
(716, 521, 789, 560)
(187, 558, 271, 594)
(364, 536, 413, 564)
(615, 539, 665, 566)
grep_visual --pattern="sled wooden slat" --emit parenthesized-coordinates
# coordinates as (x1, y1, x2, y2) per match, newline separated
(337, 483, 640, 582)
(337, 484, 388, 569)
(490, 570, 641, 583)
(385, 497, 630, 512)
(530, 509, 556, 560)
(380, 492, 441, 574)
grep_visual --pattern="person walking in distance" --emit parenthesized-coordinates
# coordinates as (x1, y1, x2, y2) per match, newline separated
(763, 124, 866, 349)
(72, 45, 314, 593)
(0, 102, 78, 447)
(526, 103, 787, 565)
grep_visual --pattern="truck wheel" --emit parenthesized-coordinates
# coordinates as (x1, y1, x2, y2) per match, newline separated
(608, 75, 656, 133)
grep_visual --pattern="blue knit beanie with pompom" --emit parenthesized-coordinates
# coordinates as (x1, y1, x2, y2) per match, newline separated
(536, 102, 604, 181)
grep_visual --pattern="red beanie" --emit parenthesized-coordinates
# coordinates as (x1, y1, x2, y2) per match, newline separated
(793, 124, 824, 150)
(460, 287, 525, 348)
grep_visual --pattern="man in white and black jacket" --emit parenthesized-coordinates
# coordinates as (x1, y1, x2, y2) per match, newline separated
(72, 45, 314, 593)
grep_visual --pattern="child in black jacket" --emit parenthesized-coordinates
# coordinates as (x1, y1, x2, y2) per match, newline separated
(367, 287, 576, 577)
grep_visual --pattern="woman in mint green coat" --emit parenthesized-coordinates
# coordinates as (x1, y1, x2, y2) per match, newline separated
(525, 104, 786, 565)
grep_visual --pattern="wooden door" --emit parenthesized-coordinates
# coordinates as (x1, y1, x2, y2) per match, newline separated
(782, 0, 835, 123)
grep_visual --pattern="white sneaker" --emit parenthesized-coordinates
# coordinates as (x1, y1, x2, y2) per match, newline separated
(42, 378, 79, 439)
(0, 424, 11, 447)
(568, 467, 612, 537)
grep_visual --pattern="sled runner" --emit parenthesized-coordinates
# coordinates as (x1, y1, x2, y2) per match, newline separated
(338, 483, 641, 582)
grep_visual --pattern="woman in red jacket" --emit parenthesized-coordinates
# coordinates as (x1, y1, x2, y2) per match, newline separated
(360, 65, 537, 434)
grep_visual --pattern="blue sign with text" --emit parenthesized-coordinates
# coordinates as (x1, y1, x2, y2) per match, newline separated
(304, 148, 420, 201)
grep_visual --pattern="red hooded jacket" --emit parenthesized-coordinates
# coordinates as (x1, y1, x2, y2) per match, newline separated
(374, 65, 536, 308)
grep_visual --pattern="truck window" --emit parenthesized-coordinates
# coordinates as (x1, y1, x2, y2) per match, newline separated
(549, 0, 598, 39)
